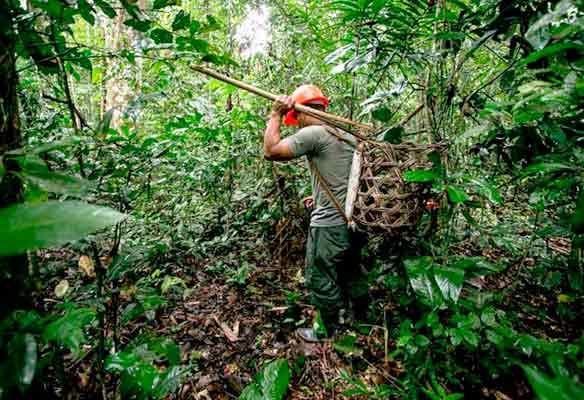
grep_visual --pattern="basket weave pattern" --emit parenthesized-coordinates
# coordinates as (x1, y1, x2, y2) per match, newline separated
(352, 141, 443, 235)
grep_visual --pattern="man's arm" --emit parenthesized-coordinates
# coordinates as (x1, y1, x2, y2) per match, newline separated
(264, 96, 294, 161)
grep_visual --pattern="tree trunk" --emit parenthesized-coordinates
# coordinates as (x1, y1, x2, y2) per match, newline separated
(0, 1, 31, 318)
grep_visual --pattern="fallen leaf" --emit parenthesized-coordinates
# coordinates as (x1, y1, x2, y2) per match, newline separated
(55, 279, 69, 298)
(194, 389, 212, 400)
(213, 316, 239, 342)
(78, 255, 95, 277)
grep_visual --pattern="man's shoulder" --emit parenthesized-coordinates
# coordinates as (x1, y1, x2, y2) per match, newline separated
(297, 125, 327, 136)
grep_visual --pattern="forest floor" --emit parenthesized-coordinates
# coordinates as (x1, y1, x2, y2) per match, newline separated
(37, 227, 578, 400)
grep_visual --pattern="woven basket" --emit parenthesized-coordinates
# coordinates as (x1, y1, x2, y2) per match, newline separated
(345, 141, 445, 235)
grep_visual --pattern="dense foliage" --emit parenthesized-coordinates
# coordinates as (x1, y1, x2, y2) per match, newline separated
(0, 0, 582, 398)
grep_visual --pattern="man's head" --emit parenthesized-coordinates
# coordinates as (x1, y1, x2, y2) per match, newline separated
(283, 84, 329, 127)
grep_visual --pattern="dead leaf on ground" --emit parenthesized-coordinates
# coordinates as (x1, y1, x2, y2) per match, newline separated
(78, 255, 95, 278)
(54, 279, 69, 298)
(213, 316, 239, 342)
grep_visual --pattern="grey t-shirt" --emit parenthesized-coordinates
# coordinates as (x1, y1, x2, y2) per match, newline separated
(287, 125, 356, 227)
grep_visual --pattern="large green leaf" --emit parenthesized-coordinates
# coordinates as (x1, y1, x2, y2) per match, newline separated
(523, 365, 584, 400)
(15, 156, 91, 196)
(403, 170, 441, 183)
(239, 385, 262, 400)
(43, 308, 96, 353)
(447, 186, 469, 204)
(172, 10, 190, 31)
(150, 28, 173, 44)
(404, 257, 439, 304)
(240, 359, 290, 400)
(0, 201, 126, 256)
(372, 107, 392, 122)
(0, 333, 37, 391)
(433, 266, 464, 303)
(521, 42, 583, 65)
(523, 162, 576, 176)
(259, 359, 291, 400)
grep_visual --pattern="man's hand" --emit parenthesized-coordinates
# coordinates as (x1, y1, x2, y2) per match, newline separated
(264, 95, 295, 161)
(302, 196, 315, 211)
(272, 95, 294, 116)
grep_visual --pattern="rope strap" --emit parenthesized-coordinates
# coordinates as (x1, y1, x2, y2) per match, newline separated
(308, 159, 349, 224)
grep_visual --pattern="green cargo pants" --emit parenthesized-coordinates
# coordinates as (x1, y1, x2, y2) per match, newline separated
(305, 224, 368, 324)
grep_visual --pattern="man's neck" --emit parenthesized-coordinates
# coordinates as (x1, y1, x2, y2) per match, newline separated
(302, 118, 325, 127)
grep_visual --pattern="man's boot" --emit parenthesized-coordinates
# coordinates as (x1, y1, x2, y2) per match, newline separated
(295, 310, 340, 342)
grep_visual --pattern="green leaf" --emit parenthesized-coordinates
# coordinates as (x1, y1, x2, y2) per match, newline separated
(121, 295, 167, 323)
(124, 18, 152, 32)
(240, 359, 290, 400)
(415, 334, 430, 347)
(160, 276, 186, 294)
(189, 20, 201, 35)
(16, 157, 91, 196)
(333, 334, 363, 356)
(95, 0, 116, 18)
(43, 308, 96, 353)
(403, 170, 441, 183)
(121, 49, 135, 64)
(150, 28, 173, 44)
(383, 126, 404, 144)
(447, 186, 469, 204)
(191, 39, 210, 53)
(260, 359, 291, 400)
(461, 329, 478, 348)
(201, 15, 221, 33)
(372, 107, 392, 122)
(0, 201, 127, 256)
(77, 0, 96, 25)
(153, 0, 179, 10)
(239, 384, 262, 400)
(570, 191, 584, 234)
(521, 42, 583, 65)
(25, 139, 80, 155)
(0, 333, 37, 390)
(404, 257, 440, 305)
(523, 162, 576, 176)
(172, 10, 190, 31)
(523, 365, 584, 400)
(98, 108, 115, 134)
(433, 266, 464, 303)
(147, 337, 181, 365)
(471, 179, 502, 204)
(17, 26, 59, 74)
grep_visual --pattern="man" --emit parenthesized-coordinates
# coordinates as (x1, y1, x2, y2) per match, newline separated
(263, 84, 368, 341)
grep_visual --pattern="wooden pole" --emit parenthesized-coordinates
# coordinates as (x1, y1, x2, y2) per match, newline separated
(190, 65, 375, 133)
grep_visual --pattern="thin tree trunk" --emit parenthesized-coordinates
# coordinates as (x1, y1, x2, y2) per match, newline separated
(0, 0, 31, 318)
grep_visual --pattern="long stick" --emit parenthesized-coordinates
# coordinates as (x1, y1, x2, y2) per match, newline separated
(190, 65, 374, 133)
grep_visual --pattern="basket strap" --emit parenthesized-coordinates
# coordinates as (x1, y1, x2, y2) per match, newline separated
(322, 125, 357, 148)
(308, 159, 349, 224)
